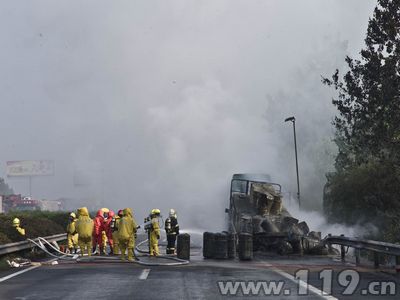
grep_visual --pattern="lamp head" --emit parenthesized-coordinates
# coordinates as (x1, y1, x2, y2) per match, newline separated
(284, 116, 295, 122)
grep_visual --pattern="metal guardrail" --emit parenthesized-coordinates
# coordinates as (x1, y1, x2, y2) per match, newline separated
(323, 234, 400, 269)
(324, 235, 400, 256)
(0, 233, 67, 256)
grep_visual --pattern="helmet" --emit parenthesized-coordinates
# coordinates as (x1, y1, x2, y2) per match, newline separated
(169, 209, 176, 218)
(101, 208, 110, 213)
(12, 218, 20, 227)
(69, 212, 76, 218)
(151, 208, 161, 215)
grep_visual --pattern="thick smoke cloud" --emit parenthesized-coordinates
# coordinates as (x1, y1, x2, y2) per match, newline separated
(0, 1, 376, 229)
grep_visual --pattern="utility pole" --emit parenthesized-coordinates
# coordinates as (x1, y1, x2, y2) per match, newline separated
(284, 116, 301, 208)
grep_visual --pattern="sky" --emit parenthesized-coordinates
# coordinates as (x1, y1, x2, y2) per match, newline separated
(0, 0, 377, 230)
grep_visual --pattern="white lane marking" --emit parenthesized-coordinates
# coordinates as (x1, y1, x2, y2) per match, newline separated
(0, 265, 40, 283)
(139, 269, 151, 280)
(0, 257, 60, 283)
(263, 262, 338, 300)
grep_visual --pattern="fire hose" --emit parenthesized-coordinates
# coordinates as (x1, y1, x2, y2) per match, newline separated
(26, 238, 77, 260)
(26, 236, 189, 266)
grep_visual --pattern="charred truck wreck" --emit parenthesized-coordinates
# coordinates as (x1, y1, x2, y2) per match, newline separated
(225, 174, 328, 256)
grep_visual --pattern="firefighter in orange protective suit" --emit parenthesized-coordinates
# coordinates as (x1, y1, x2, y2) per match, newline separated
(103, 210, 114, 255)
(93, 208, 109, 255)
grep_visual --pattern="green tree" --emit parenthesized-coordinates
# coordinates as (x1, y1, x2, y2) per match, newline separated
(0, 177, 13, 195)
(323, 0, 400, 169)
(323, 0, 400, 240)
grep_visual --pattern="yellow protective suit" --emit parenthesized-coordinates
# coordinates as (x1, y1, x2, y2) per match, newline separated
(12, 218, 26, 236)
(67, 218, 79, 251)
(112, 215, 121, 255)
(15, 226, 26, 236)
(118, 208, 137, 261)
(150, 216, 160, 256)
(75, 207, 94, 256)
(101, 231, 108, 253)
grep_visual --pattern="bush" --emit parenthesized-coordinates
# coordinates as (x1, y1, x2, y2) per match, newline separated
(323, 161, 400, 242)
(0, 232, 11, 244)
(0, 211, 70, 244)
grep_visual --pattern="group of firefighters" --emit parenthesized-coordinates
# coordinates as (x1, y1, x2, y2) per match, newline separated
(12, 207, 179, 262)
(65, 207, 179, 261)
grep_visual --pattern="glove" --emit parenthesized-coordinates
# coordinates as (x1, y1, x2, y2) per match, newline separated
(134, 233, 137, 239)
(157, 235, 160, 239)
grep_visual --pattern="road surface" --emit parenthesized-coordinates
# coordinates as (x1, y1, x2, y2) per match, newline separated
(0, 240, 399, 299)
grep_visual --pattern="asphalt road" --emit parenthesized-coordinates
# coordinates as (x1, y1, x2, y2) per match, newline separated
(1, 243, 399, 299)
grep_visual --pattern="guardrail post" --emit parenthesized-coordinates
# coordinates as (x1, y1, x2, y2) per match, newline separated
(340, 234, 345, 261)
(373, 252, 379, 269)
(327, 234, 333, 253)
(396, 256, 400, 275)
(355, 248, 360, 266)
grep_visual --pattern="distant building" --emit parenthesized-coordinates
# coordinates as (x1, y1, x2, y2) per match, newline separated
(0, 194, 63, 212)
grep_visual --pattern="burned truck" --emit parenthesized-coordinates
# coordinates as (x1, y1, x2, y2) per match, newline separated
(226, 174, 327, 255)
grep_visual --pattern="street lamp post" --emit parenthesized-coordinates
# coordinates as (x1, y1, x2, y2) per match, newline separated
(284, 116, 301, 208)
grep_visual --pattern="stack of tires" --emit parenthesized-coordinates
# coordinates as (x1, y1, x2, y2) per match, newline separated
(238, 233, 253, 260)
(203, 231, 252, 261)
(177, 233, 190, 260)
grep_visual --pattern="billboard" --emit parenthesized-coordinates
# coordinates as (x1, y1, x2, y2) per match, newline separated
(6, 160, 55, 177)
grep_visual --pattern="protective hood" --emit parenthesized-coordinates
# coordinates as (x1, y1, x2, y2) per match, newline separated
(108, 210, 115, 218)
(78, 207, 89, 217)
(101, 207, 109, 213)
(96, 209, 104, 218)
(123, 208, 132, 217)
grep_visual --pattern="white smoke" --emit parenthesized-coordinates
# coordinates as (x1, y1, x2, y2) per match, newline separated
(282, 195, 377, 238)
(0, 1, 377, 230)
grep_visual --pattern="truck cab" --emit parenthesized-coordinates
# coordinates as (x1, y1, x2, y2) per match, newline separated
(227, 174, 281, 234)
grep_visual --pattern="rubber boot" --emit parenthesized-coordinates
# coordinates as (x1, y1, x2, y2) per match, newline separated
(127, 248, 134, 261)
(69, 247, 73, 254)
(152, 242, 159, 256)
(79, 243, 85, 256)
(109, 245, 114, 256)
(92, 246, 97, 255)
(113, 244, 120, 255)
(120, 246, 126, 261)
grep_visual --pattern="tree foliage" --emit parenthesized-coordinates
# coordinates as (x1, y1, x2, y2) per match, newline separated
(323, 0, 400, 169)
(0, 177, 13, 196)
(323, 0, 400, 240)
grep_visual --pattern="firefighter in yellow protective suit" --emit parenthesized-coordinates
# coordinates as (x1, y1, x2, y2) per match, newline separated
(12, 218, 26, 236)
(66, 212, 79, 253)
(118, 208, 137, 261)
(111, 210, 123, 255)
(75, 207, 94, 256)
(150, 209, 161, 256)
